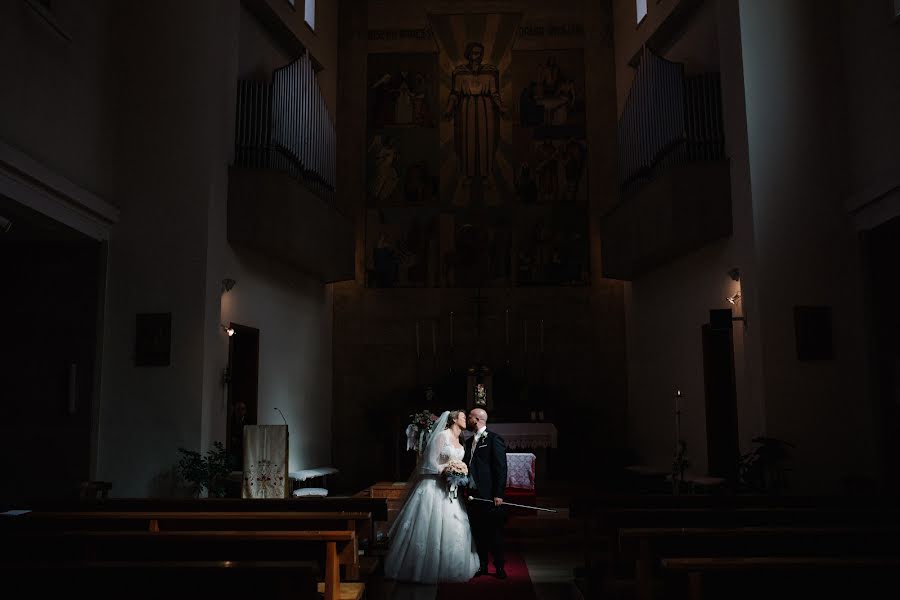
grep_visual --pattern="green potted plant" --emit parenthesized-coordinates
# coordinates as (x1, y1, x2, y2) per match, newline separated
(176, 441, 234, 498)
(738, 436, 794, 493)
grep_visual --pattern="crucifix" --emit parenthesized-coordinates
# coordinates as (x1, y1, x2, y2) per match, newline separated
(470, 287, 488, 337)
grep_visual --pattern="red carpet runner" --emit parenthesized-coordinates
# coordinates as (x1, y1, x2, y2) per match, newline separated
(435, 553, 538, 600)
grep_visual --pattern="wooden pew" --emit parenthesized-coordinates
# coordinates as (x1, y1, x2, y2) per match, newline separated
(0, 560, 319, 599)
(575, 499, 900, 571)
(620, 526, 900, 600)
(570, 494, 900, 598)
(23, 496, 388, 552)
(661, 556, 900, 600)
(5, 510, 371, 580)
(2, 530, 356, 600)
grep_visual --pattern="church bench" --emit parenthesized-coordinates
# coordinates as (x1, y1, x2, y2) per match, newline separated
(0, 560, 319, 599)
(24, 496, 389, 521)
(4, 510, 372, 579)
(571, 500, 900, 599)
(661, 556, 900, 600)
(619, 526, 900, 600)
(316, 581, 366, 600)
(20, 496, 388, 554)
(1, 530, 356, 600)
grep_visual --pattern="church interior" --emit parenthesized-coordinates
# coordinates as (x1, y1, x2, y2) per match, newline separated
(2, 0, 900, 598)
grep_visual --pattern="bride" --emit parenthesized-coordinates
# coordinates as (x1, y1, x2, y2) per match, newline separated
(384, 410, 480, 583)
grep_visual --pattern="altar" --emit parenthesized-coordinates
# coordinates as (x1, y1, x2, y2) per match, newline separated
(463, 422, 556, 486)
(479, 422, 557, 450)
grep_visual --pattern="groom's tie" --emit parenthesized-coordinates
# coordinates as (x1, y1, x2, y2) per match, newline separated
(468, 432, 482, 489)
(469, 431, 482, 465)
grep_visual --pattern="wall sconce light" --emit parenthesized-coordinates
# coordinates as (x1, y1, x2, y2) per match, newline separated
(727, 267, 740, 282)
(726, 292, 741, 305)
(222, 278, 236, 293)
(221, 324, 235, 337)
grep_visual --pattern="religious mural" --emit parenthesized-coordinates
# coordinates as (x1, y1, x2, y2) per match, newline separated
(366, 15, 589, 288)
(367, 53, 440, 209)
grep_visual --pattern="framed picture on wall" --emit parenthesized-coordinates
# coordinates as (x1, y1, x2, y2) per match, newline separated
(135, 313, 171, 366)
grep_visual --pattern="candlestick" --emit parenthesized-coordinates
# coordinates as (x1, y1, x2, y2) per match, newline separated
(431, 321, 436, 356)
(505, 308, 510, 345)
(675, 390, 682, 451)
(415, 321, 420, 359)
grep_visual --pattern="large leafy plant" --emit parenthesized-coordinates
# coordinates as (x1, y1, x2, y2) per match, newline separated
(176, 441, 234, 497)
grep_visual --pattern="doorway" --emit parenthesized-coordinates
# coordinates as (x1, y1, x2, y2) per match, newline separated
(0, 196, 103, 502)
(226, 323, 260, 469)
(861, 215, 900, 493)
(702, 318, 740, 482)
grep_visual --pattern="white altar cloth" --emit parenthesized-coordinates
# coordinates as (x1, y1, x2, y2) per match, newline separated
(464, 423, 557, 450)
(506, 453, 536, 490)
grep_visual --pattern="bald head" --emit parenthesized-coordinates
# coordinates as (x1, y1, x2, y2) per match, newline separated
(467, 408, 488, 431)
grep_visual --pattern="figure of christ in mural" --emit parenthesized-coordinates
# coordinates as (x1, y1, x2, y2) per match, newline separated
(443, 42, 508, 207)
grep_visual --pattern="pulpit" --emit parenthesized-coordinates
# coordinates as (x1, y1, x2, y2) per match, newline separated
(242, 424, 289, 499)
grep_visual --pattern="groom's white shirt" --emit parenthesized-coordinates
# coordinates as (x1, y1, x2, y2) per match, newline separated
(469, 426, 487, 465)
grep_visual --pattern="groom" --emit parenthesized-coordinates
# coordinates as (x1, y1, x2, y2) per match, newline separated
(465, 408, 508, 579)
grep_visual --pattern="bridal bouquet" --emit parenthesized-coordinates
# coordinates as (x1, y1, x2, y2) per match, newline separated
(443, 459, 469, 502)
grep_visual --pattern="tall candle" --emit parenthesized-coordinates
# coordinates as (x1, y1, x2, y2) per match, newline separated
(505, 308, 510, 345)
(415, 321, 420, 359)
(431, 321, 436, 356)
(675, 390, 682, 448)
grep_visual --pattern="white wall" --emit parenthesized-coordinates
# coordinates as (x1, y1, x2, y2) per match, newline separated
(737, 0, 877, 492)
(622, 0, 880, 492)
(199, 2, 335, 476)
(211, 252, 334, 472)
(619, 0, 763, 475)
(627, 240, 735, 473)
(97, 0, 224, 496)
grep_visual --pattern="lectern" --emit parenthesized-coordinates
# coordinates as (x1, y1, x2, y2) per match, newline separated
(242, 424, 289, 499)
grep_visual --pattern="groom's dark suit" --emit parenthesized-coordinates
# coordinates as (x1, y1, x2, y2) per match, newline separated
(464, 428, 508, 573)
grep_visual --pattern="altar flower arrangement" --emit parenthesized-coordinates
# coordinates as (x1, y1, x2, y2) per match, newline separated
(406, 410, 438, 455)
(474, 383, 487, 407)
(443, 459, 469, 501)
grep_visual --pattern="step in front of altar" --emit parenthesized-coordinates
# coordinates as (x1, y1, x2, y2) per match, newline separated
(356, 482, 408, 545)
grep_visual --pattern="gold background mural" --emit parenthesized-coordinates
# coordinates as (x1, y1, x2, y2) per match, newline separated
(366, 13, 589, 288)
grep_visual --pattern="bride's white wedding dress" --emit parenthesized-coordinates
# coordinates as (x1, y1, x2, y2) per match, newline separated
(384, 429, 480, 583)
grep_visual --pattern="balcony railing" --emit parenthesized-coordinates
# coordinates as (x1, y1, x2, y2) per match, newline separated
(234, 52, 335, 201)
(618, 46, 725, 196)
